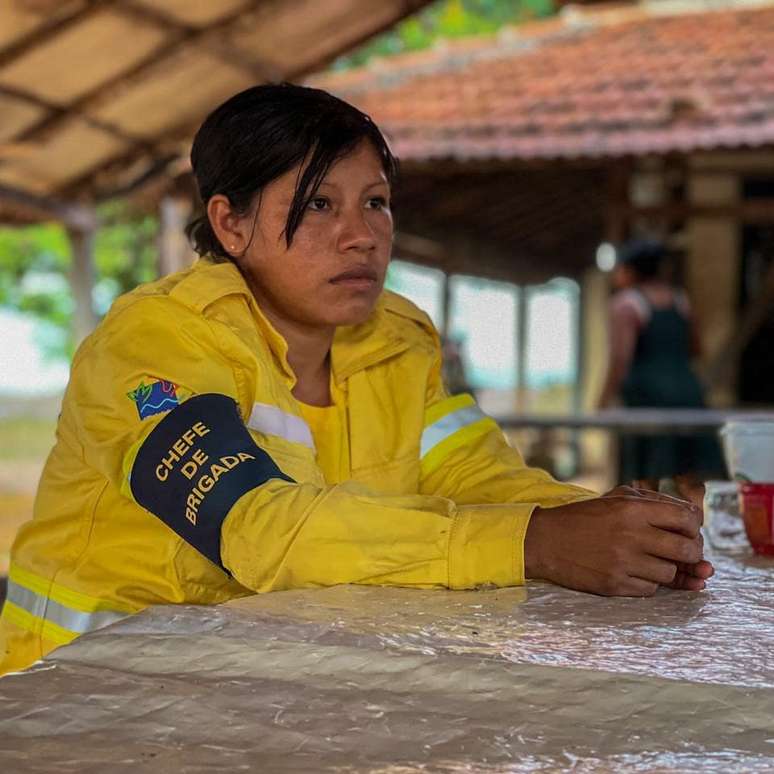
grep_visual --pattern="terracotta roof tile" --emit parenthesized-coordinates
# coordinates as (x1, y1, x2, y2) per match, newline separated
(310, 3, 774, 160)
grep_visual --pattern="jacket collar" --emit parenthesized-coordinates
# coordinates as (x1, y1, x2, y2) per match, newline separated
(171, 259, 411, 384)
(331, 298, 410, 384)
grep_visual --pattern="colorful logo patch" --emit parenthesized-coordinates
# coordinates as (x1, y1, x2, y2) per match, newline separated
(128, 379, 180, 420)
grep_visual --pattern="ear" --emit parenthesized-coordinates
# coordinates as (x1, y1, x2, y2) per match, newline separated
(207, 195, 251, 257)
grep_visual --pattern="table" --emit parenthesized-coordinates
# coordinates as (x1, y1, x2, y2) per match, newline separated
(2, 546, 774, 772)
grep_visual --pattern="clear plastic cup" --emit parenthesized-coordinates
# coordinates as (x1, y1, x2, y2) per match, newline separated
(703, 480, 746, 550)
(720, 420, 774, 482)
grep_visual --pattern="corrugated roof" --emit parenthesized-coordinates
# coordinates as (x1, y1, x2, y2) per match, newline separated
(0, 0, 434, 222)
(310, 1, 774, 161)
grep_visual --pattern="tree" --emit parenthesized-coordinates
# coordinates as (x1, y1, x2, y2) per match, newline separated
(335, 0, 555, 69)
(0, 202, 159, 360)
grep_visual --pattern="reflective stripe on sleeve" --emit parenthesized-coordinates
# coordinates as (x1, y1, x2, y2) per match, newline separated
(421, 405, 488, 457)
(421, 393, 500, 477)
(247, 403, 315, 450)
(3, 564, 132, 646)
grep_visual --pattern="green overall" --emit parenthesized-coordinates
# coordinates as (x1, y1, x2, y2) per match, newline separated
(619, 290, 724, 483)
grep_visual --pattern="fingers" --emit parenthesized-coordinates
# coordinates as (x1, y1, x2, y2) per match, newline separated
(671, 571, 707, 591)
(634, 488, 695, 508)
(610, 484, 677, 502)
(644, 528, 703, 564)
(606, 484, 702, 516)
(690, 559, 715, 580)
(527, 494, 712, 598)
(629, 556, 678, 586)
(639, 500, 702, 538)
(665, 559, 715, 591)
(601, 490, 702, 538)
(673, 559, 714, 581)
(630, 488, 706, 527)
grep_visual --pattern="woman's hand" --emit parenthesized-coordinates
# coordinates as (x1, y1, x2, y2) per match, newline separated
(607, 485, 714, 591)
(524, 487, 711, 597)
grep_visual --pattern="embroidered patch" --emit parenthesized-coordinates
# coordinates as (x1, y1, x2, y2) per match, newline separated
(128, 379, 180, 420)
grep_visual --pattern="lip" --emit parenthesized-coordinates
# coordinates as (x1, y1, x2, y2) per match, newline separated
(329, 267, 379, 285)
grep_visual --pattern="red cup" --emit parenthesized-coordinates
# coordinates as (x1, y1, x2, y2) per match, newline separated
(740, 483, 774, 556)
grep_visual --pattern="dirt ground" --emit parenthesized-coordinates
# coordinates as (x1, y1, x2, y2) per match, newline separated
(0, 487, 39, 576)
(0, 416, 56, 576)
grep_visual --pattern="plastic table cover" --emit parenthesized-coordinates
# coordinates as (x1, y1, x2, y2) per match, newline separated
(1, 546, 774, 773)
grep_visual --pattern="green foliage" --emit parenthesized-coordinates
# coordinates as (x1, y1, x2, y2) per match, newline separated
(93, 202, 159, 315)
(335, 0, 555, 69)
(0, 201, 160, 359)
(0, 224, 73, 360)
(0, 225, 70, 307)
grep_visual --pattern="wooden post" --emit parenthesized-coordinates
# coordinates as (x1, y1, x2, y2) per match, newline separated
(572, 281, 585, 415)
(439, 270, 451, 340)
(516, 285, 529, 413)
(66, 224, 98, 345)
(685, 172, 740, 405)
(158, 195, 195, 277)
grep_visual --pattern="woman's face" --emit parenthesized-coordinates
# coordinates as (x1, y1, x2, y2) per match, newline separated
(612, 264, 636, 290)
(237, 141, 393, 332)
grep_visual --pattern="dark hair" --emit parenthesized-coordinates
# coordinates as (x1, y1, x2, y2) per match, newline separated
(186, 83, 399, 260)
(617, 238, 667, 279)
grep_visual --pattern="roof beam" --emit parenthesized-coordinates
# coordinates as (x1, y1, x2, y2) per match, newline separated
(95, 151, 182, 201)
(0, 183, 97, 230)
(116, 0, 282, 82)
(395, 219, 554, 284)
(0, 84, 153, 148)
(58, 136, 187, 199)
(8, 0, 275, 151)
(0, 0, 116, 70)
(13, 0, 436, 199)
(610, 199, 774, 225)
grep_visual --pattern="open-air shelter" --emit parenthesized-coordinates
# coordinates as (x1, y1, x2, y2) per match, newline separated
(2, 0, 773, 411)
(310, 0, 774, 409)
(0, 0, 434, 338)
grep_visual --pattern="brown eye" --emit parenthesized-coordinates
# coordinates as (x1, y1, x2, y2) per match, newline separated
(308, 197, 329, 211)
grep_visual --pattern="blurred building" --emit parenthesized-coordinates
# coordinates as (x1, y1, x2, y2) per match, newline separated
(309, 0, 774, 410)
(2, 0, 773, 412)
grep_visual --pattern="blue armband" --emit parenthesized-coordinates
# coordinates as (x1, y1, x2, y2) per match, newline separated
(130, 393, 293, 569)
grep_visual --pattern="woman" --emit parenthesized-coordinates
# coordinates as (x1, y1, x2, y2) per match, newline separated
(1, 85, 711, 676)
(599, 239, 725, 496)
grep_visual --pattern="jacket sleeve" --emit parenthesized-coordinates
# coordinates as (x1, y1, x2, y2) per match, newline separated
(70, 296, 528, 592)
(418, 346, 597, 573)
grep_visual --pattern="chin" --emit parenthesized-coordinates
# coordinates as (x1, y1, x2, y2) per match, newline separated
(327, 298, 379, 327)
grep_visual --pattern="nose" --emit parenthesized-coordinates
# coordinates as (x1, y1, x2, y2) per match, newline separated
(337, 207, 376, 253)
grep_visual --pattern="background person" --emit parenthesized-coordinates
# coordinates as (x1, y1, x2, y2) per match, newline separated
(598, 238, 725, 500)
(1, 86, 710, 677)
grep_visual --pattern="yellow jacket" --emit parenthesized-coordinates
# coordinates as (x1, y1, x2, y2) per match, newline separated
(1, 259, 592, 675)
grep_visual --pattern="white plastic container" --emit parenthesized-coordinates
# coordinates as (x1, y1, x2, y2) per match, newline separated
(720, 420, 774, 482)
